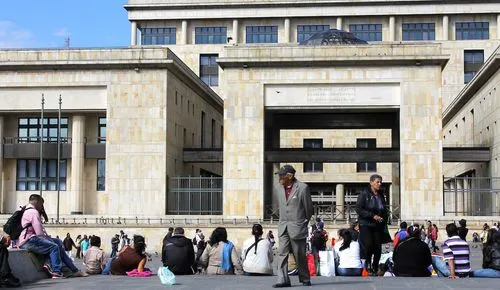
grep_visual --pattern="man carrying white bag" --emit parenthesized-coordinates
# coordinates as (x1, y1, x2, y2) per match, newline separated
(318, 250, 336, 277)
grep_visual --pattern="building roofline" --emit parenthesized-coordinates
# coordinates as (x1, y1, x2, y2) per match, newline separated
(442, 45, 500, 126)
(0, 47, 223, 112)
(124, 0, 498, 11)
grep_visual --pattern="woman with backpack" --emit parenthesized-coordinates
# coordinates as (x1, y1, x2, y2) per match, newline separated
(241, 224, 273, 275)
(199, 227, 243, 275)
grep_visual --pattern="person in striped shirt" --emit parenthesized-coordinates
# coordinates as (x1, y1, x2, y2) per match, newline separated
(435, 223, 471, 278)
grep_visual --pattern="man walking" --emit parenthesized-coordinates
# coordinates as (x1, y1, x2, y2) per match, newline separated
(273, 165, 313, 288)
(110, 234, 120, 258)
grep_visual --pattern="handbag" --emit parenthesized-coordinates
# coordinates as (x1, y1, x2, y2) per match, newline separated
(158, 266, 176, 285)
(318, 251, 336, 277)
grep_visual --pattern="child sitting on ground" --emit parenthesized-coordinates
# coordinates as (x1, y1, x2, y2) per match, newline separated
(84, 235, 105, 274)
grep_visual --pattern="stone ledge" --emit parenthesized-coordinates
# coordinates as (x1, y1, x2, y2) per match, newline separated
(8, 249, 49, 284)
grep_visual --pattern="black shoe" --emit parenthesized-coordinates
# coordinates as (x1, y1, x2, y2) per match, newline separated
(301, 281, 312, 286)
(272, 282, 291, 288)
(1, 277, 21, 288)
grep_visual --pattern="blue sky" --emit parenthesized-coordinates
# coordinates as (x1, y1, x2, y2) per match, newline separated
(0, 0, 130, 48)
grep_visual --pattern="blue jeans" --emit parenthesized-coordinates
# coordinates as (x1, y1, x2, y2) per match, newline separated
(51, 238, 78, 273)
(431, 256, 450, 277)
(21, 236, 63, 274)
(337, 268, 362, 276)
(471, 268, 500, 278)
(102, 257, 116, 275)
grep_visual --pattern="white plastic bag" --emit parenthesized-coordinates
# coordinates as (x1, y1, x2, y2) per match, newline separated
(319, 251, 336, 277)
(158, 266, 176, 285)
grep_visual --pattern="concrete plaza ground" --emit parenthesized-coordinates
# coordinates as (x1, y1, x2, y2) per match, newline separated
(24, 243, 499, 290)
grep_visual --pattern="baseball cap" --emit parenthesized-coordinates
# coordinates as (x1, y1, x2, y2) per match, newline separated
(275, 164, 296, 176)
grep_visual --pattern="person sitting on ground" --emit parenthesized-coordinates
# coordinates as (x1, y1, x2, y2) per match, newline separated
(200, 227, 243, 275)
(84, 235, 105, 275)
(393, 222, 409, 248)
(432, 223, 471, 279)
(392, 225, 432, 277)
(162, 227, 196, 275)
(103, 235, 147, 275)
(162, 227, 174, 246)
(333, 229, 363, 276)
(458, 219, 468, 241)
(17, 194, 87, 279)
(470, 229, 500, 278)
(0, 232, 21, 288)
(241, 224, 273, 275)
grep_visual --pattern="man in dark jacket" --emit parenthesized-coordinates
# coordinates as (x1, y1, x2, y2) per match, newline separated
(393, 226, 432, 277)
(110, 234, 120, 258)
(162, 227, 195, 275)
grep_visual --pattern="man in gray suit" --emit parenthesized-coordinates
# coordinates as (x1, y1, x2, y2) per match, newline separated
(273, 165, 314, 288)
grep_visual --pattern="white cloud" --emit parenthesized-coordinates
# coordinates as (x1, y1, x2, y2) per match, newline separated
(0, 20, 35, 48)
(53, 27, 70, 37)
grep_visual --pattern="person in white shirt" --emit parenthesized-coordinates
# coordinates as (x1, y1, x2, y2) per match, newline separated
(333, 229, 363, 276)
(241, 224, 273, 275)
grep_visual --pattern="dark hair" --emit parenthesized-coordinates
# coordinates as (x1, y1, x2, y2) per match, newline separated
(29, 194, 44, 203)
(485, 229, 499, 246)
(173, 227, 184, 235)
(251, 224, 264, 255)
(433, 224, 438, 232)
(90, 235, 101, 247)
(132, 235, 146, 256)
(168, 227, 174, 232)
(338, 229, 352, 251)
(209, 227, 228, 246)
(400, 222, 407, 229)
(459, 219, 467, 227)
(446, 223, 458, 237)
(407, 225, 420, 239)
(369, 174, 383, 182)
(76, 234, 81, 239)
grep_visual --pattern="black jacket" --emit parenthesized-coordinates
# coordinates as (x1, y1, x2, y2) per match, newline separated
(393, 238, 432, 277)
(355, 188, 388, 227)
(162, 235, 195, 275)
(483, 243, 500, 271)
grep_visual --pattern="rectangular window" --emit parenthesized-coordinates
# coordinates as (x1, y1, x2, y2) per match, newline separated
(402, 23, 435, 41)
(97, 159, 105, 191)
(16, 159, 67, 191)
(357, 139, 377, 172)
(200, 54, 219, 86)
(297, 25, 330, 43)
(201, 111, 206, 148)
(349, 24, 382, 41)
(140, 27, 176, 45)
(98, 117, 106, 143)
(211, 119, 216, 148)
(246, 26, 278, 43)
(195, 27, 227, 44)
(303, 139, 323, 173)
(18, 117, 68, 143)
(464, 50, 484, 83)
(456, 22, 489, 40)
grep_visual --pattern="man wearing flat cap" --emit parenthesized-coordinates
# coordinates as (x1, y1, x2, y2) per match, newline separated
(273, 165, 313, 288)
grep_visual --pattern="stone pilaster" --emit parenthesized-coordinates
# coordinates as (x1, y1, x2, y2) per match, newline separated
(70, 115, 85, 214)
(181, 20, 188, 44)
(389, 16, 396, 41)
(497, 14, 500, 39)
(131, 21, 137, 46)
(335, 183, 345, 219)
(442, 15, 449, 41)
(232, 19, 239, 43)
(336, 17, 343, 30)
(284, 18, 291, 43)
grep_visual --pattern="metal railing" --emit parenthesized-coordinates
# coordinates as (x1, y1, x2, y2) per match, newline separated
(3, 137, 72, 144)
(443, 176, 500, 216)
(168, 176, 223, 215)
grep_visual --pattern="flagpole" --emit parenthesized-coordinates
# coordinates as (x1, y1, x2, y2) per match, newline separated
(39, 94, 45, 197)
(56, 95, 62, 223)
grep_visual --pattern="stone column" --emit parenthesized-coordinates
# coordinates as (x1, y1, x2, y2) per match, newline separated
(336, 17, 343, 30)
(131, 21, 137, 46)
(335, 184, 345, 220)
(70, 115, 85, 214)
(443, 181, 452, 216)
(232, 19, 239, 43)
(497, 14, 500, 40)
(391, 124, 401, 220)
(0, 116, 3, 213)
(442, 15, 449, 41)
(456, 179, 464, 215)
(389, 16, 396, 41)
(284, 18, 291, 43)
(181, 20, 188, 44)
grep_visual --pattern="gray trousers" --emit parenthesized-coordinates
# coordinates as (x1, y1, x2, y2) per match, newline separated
(276, 230, 310, 284)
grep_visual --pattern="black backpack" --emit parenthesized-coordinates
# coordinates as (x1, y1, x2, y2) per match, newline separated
(3, 206, 34, 240)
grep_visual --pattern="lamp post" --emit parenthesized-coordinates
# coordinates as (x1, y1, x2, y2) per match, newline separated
(39, 94, 45, 197)
(56, 95, 62, 223)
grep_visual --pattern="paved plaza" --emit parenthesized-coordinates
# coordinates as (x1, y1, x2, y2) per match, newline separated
(22, 243, 499, 290)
